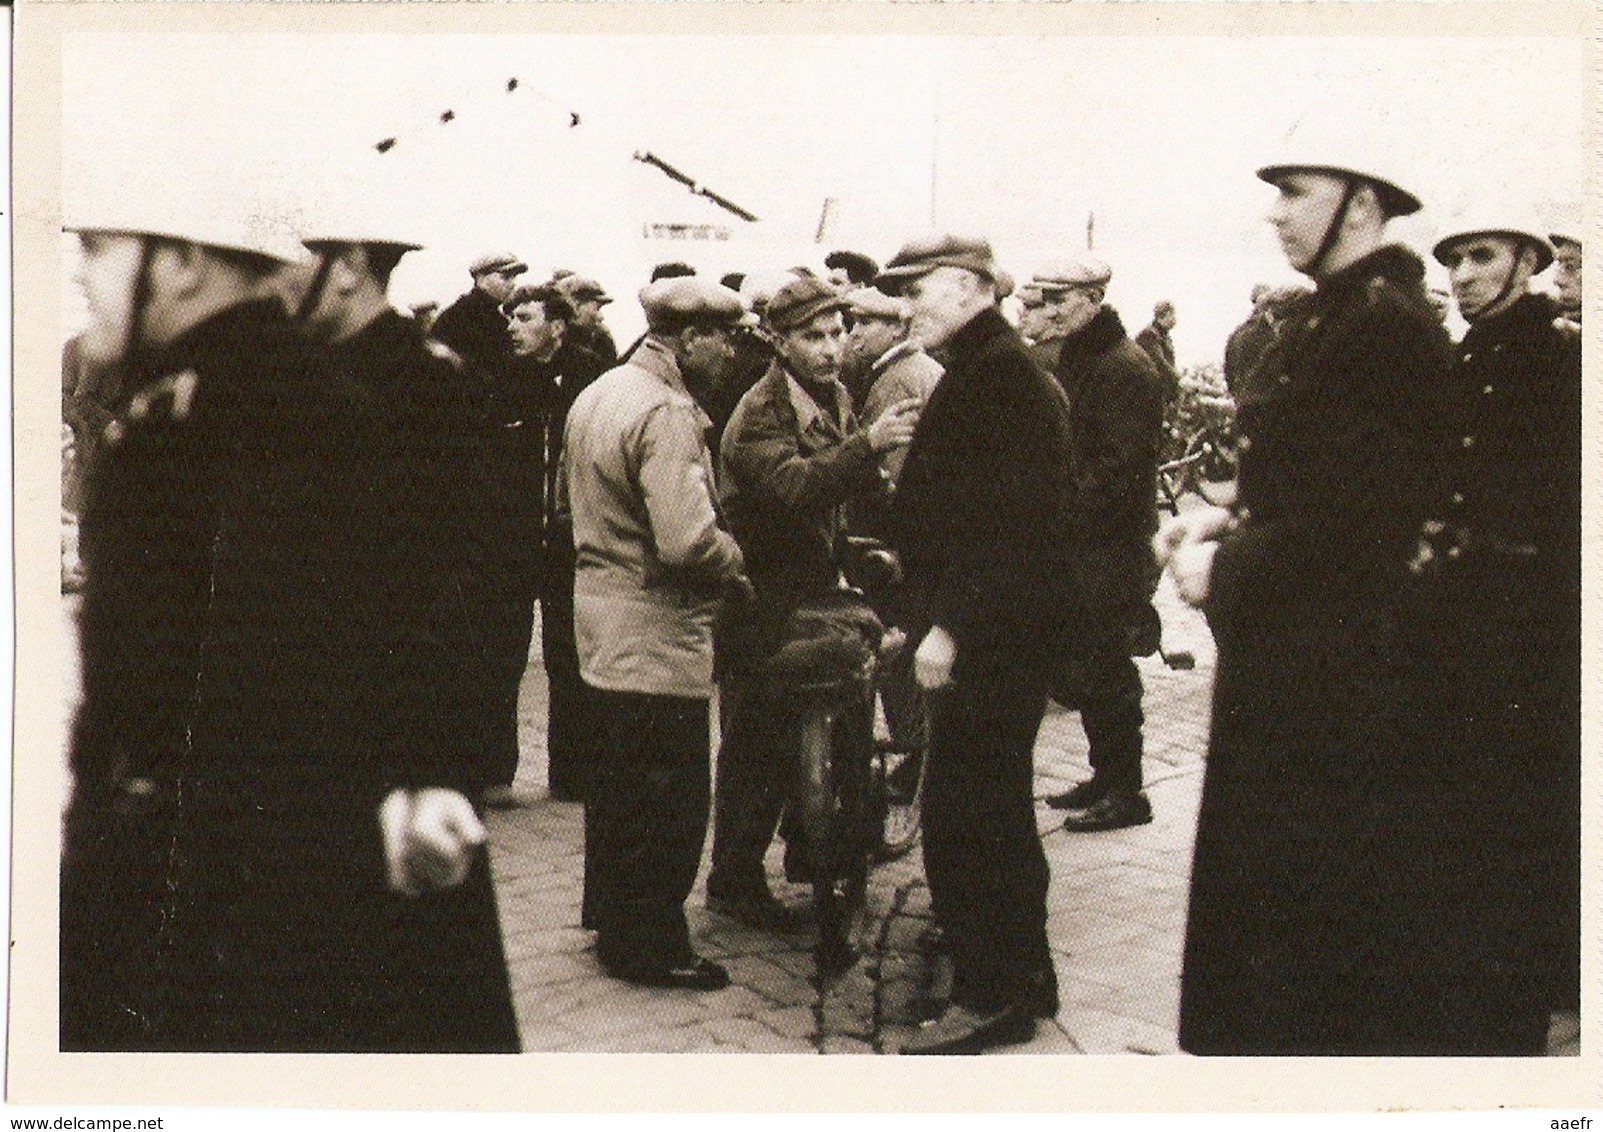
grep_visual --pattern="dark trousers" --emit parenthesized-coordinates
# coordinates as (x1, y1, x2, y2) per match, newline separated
(707, 675, 795, 898)
(921, 633, 1058, 1016)
(1080, 642, 1146, 793)
(584, 688, 712, 972)
(483, 584, 538, 789)
(540, 566, 601, 799)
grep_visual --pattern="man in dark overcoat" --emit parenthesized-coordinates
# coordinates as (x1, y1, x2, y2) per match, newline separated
(1410, 213, 1581, 1050)
(1158, 131, 1474, 1054)
(61, 187, 501, 1051)
(1029, 257, 1170, 833)
(429, 252, 527, 379)
(880, 235, 1079, 1055)
(1133, 299, 1182, 405)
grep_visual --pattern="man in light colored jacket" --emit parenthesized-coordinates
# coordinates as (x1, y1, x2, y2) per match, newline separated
(560, 276, 750, 990)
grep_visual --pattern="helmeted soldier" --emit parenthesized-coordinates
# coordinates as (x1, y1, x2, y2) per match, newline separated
(61, 166, 495, 1050)
(1157, 119, 1474, 1054)
(1412, 209, 1581, 1046)
(1549, 227, 1582, 329)
(294, 190, 522, 1051)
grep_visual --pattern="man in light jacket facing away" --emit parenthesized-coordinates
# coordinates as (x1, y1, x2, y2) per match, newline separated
(560, 276, 752, 990)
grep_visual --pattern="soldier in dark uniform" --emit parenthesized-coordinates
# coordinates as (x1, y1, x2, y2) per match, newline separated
(1409, 212, 1581, 1051)
(1159, 129, 1478, 1054)
(61, 186, 500, 1051)
(880, 235, 1078, 1055)
(295, 210, 521, 1051)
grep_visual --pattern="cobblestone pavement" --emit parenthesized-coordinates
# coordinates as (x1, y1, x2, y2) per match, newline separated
(490, 573, 1216, 1055)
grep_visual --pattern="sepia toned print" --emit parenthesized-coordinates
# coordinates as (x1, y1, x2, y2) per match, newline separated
(13, 0, 1595, 1112)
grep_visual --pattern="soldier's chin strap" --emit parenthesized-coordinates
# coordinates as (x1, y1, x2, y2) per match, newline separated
(294, 248, 335, 325)
(119, 236, 157, 375)
(1462, 244, 1528, 324)
(1308, 178, 1359, 280)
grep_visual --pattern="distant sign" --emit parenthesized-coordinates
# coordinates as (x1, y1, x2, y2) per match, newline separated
(643, 222, 732, 242)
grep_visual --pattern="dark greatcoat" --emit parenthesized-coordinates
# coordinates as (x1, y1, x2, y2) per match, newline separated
(60, 300, 516, 1052)
(1400, 290, 1581, 1020)
(326, 309, 525, 1051)
(1177, 245, 1493, 1055)
(1052, 306, 1168, 640)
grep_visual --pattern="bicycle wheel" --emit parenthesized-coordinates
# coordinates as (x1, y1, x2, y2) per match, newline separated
(874, 744, 926, 862)
(796, 684, 877, 977)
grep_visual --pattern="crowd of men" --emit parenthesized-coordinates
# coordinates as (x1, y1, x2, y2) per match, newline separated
(59, 115, 1581, 1057)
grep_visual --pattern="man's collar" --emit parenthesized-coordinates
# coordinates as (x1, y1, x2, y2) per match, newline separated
(872, 339, 920, 374)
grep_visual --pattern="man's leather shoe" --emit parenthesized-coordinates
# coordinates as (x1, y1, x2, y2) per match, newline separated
(605, 955, 730, 991)
(901, 1003, 1035, 1055)
(707, 890, 811, 933)
(1045, 777, 1107, 811)
(1060, 789, 1153, 832)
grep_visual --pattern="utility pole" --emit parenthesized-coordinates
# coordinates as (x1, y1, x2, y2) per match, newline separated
(1087, 211, 1095, 251)
(815, 197, 837, 244)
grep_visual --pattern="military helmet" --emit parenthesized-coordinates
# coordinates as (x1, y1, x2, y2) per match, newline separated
(64, 172, 308, 264)
(1432, 208, 1555, 273)
(1256, 115, 1423, 218)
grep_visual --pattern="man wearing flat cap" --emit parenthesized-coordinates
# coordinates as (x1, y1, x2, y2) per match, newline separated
(1028, 256, 1170, 836)
(877, 233, 1079, 1054)
(532, 279, 614, 804)
(560, 276, 751, 990)
(430, 252, 528, 382)
(709, 276, 921, 930)
(824, 249, 879, 291)
(555, 274, 619, 368)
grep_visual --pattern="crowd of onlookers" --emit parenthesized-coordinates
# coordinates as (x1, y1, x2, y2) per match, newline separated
(59, 109, 1581, 1056)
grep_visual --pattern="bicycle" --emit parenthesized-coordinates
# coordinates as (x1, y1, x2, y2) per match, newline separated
(767, 540, 929, 977)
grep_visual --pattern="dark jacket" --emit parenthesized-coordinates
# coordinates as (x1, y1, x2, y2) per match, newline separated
(430, 286, 513, 381)
(330, 309, 499, 791)
(1223, 312, 1276, 397)
(893, 306, 1078, 650)
(1401, 291, 1581, 1011)
(1052, 306, 1168, 625)
(1178, 245, 1505, 1054)
(1133, 322, 1181, 403)
(720, 360, 882, 597)
(63, 300, 519, 1052)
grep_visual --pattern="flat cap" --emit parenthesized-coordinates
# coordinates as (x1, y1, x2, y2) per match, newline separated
(639, 276, 747, 332)
(875, 234, 996, 294)
(555, 274, 613, 304)
(843, 286, 907, 322)
(1032, 255, 1113, 292)
(824, 249, 880, 283)
(764, 275, 851, 333)
(502, 282, 575, 320)
(471, 252, 528, 277)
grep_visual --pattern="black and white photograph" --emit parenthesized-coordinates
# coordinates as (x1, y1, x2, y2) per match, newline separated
(11, 0, 1594, 1114)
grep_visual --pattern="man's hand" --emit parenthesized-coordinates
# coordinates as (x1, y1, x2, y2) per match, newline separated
(380, 787, 487, 898)
(867, 397, 921, 453)
(1153, 505, 1235, 568)
(1171, 541, 1218, 607)
(914, 624, 958, 690)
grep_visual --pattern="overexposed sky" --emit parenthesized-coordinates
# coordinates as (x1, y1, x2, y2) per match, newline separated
(63, 31, 1584, 362)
